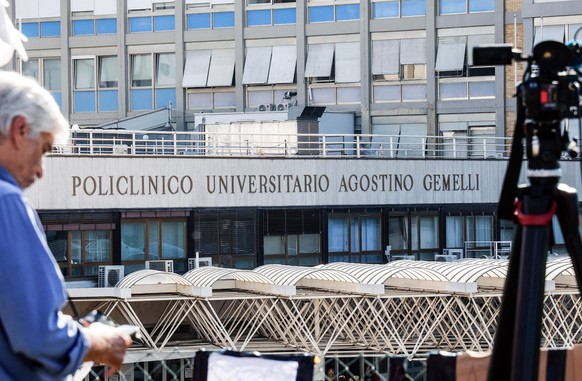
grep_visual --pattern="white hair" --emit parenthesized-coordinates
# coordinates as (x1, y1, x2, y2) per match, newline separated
(0, 71, 69, 144)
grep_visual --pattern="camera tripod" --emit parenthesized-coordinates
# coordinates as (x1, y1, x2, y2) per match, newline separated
(487, 89, 582, 380)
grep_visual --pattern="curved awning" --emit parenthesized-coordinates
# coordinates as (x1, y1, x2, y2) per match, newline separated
(183, 266, 295, 296)
(546, 257, 577, 287)
(324, 262, 476, 293)
(116, 269, 201, 296)
(255, 264, 384, 295)
(388, 259, 506, 281)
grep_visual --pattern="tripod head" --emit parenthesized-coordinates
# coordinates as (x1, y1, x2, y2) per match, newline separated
(473, 37, 582, 219)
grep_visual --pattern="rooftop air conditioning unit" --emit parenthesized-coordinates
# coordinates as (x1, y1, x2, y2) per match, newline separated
(145, 260, 174, 273)
(113, 144, 128, 154)
(435, 248, 463, 262)
(98, 265, 125, 287)
(391, 255, 415, 261)
(188, 257, 213, 270)
(258, 104, 275, 112)
(276, 103, 289, 111)
(435, 254, 457, 262)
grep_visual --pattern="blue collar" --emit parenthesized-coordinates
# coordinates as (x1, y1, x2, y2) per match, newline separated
(0, 165, 20, 189)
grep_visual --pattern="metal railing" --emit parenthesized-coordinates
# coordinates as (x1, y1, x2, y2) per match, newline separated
(54, 129, 514, 159)
(463, 240, 512, 259)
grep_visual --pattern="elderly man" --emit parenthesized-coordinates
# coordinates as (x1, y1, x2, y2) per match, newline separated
(0, 71, 132, 380)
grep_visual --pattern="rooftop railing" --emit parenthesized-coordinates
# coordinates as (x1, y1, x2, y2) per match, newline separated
(54, 129, 514, 159)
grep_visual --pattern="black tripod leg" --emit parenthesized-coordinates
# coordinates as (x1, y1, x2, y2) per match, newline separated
(488, 186, 554, 381)
(555, 183, 582, 290)
(487, 225, 522, 380)
(510, 223, 549, 380)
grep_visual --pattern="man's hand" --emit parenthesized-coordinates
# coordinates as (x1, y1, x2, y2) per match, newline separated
(81, 322, 133, 377)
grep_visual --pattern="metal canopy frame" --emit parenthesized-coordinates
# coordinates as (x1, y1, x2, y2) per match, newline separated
(68, 259, 582, 359)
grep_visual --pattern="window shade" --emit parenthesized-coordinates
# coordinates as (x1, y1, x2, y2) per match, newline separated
(533, 25, 565, 45)
(242, 46, 272, 85)
(335, 42, 360, 83)
(39, 0, 60, 18)
(207, 49, 236, 87)
(71, 0, 94, 13)
(268, 45, 297, 84)
(435, 36, 466, 72)
(304, 44, 334, 78)
(128, 0, 152, 11)
(400, 38, 426, 64)
(182, 50, 211, 88)
(372, 40, 399, 75)
(95, 0, 117, 15)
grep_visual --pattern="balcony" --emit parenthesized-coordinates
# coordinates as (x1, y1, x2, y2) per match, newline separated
(56, 128, 513, 159)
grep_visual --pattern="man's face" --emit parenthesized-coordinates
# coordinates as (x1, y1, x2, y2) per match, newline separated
(14, 129, 54, 189)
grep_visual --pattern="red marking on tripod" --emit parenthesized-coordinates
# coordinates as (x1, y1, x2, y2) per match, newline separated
(513, 200, 557, 226)
(541, 90, 549, 104)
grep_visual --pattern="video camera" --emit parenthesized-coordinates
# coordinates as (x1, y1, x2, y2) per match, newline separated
(474, 39, 582, 122)
(472, 34, 582, 221)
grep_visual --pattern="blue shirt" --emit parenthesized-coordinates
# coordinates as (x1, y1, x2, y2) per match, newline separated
(0, 166, 89, 380)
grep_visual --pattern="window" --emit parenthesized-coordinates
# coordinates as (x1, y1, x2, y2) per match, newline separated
(264, 234, 321, 265)
(372, 0, 426, 18)
(183, 48, 235, 88)
(128, 1, 175, 33)
(388, 212, 439, 260)
(41, 21, 60, 37)
(193, 210, 257, 269)
(304, 41, 361, 105)
(308, 1, 360, 23)
(47, 229, 112, 277)
(445, 214, 493, 256)
(436, 33, 495, 77)
(328, 212, 382, 263)
(187, 11, 236, 29)
(73, 58, 95, 113)
(263, 209, 321, 265)
(439, 113, 497, 157)
(247, 88, 296, 109)
(72, 18, 117, 36)
(16, 0, 61, 38)
(463, 215, 495, 258)
(439, 0, 494, 14)
(21, 58, 62, 110)
(499, 219, 515, 243)
(121, 219, 187, 274)
(130, 53, 176, 111)
(388, 215, 409, 251)
(19, 21, 61, 38)
(73, 56, 119, 113)
(531, 20, 582, 52)
(304, 41, 360, 83)
(71, 0, 117, 35)
(99, 57, 119, 111)
(435, 31, 495, 100)
(186, 1, 235, 29)
(371, 37, 427, 103)
(242, 45, 297, 86)
(187, 90, 236, 111)
(371, 119, 427, 157)
(182, 47, 236, 111)
(248, 0, 296, 3)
